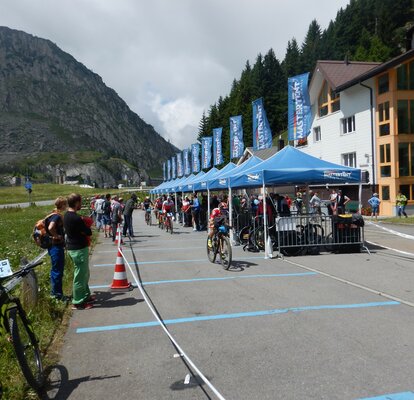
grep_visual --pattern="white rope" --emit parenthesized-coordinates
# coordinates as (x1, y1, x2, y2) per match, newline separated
(118, 244, 227, 400)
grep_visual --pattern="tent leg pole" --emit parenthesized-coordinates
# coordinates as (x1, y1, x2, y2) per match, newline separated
(229, 187, 234, 245)
(358, 182, 362, 214)
(263, 183, 269, 259)
(174, 191, 178, 221)
(207, 189, 211, 234)
(181, 191, 184, 226)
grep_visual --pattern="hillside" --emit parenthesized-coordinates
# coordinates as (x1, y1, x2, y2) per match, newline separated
(0, 26, 177, 185)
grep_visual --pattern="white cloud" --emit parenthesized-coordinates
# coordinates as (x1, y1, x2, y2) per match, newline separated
(149, 94, 204, 150)
(0, 0, 351, 149)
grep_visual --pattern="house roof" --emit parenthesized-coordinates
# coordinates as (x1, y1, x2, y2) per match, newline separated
(239, 146, 280, 164)
(311, 60, 380, 92)
(336, 48, 414, 92)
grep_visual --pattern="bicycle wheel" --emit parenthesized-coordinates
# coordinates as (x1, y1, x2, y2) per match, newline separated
(255, 227, 265, 251)
(219, 236, 232, 270)
(149, 214, 152, 226)
(169, 219, 173, 234)
(8, 307, 44, 391)
(238, 226, 250, 245)
(207, 236, 217, 263)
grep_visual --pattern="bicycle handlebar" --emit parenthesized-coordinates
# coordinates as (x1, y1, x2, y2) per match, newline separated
(0, 257, 44, 290)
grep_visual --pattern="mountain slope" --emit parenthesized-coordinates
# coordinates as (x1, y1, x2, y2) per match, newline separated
(0, 26, 177, 182)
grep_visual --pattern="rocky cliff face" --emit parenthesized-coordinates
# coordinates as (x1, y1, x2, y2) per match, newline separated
(0, 26, 177, 185)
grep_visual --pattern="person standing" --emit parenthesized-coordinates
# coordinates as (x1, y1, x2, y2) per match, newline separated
(368, 193, 381, 221)
(191, 193, 201, 231)
(396, 191, 408, 218)
(111, 195, 123, 241)
(333, 189, 350, 215)
(310, 191, 322, 215)
(63, 193, 93, 310)
(94, 195, 105, 232)
(47, 196, 67, 301)
(123, 194, 137, 237)
(328, 189, 337, 216)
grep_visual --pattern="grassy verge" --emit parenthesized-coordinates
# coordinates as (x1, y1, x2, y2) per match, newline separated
(0, 184, 148, 205)
(0, 205, 95, 399)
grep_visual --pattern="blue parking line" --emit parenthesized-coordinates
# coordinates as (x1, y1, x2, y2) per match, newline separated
(76, 301, 400, 334)
(93, 256, 264, 267)
(143, 272, 318, 285)
(89, 272, 318, 289)
(357, 392, 414, 400)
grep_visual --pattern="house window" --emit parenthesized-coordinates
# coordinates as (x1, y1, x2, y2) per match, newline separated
(318, 82, 340, 117)
(313, 126, 321, 142)
(397, 100, 414, 134)
(380, 166, 391, 177)
(341, 116, 356, 134)
(400, 184, 411, 200)
(378, 73, 389, 94)
(381, 185, 390, 200)
(342, 152, 356, 168)
(379, 143, 391, 163)
(378, 101, 390, 136)
(397, 61, 414, 90)
(398, 143, 410, 176)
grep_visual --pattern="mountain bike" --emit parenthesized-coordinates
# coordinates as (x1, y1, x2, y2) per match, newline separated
(144, 208, 152, 226)
(0, 257, 45, 391)
(164, 212, 174, 234)
(207, 225, 232, 270)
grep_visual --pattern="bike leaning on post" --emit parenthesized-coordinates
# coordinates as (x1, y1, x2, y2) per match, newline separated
(0, 257, 45, 391)
(207, 224, 232, 270)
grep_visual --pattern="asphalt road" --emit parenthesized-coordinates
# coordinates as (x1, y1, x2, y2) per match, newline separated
(47, 213, 414, 400)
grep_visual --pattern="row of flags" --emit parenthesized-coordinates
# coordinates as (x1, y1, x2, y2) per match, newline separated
(163, 73, 312, 181)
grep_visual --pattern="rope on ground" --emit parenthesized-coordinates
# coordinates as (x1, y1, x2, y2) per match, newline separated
(118, 245, 227, 400)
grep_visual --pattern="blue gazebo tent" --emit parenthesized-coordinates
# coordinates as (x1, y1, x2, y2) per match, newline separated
(208, 156, 264, 190)
(191, 167, 219, 192)
(181, 171, 206, 192)
(230, 145, 361, 188)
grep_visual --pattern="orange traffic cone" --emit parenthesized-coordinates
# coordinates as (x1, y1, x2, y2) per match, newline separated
(115, 225, 124, 245)
(110, 248, 132, 291)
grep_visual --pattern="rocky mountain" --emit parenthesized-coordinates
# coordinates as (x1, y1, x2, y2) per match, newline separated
(0, 26, 177, 186)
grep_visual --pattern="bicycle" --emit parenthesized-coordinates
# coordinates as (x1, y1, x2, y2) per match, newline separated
(158, 212, 165, 230)
(207, 224, 232, 270)
(164, 212, 174, 234)
(240, 215, 265, 252)
(144, 208, 152, 226)
(0, 257, 45, 391)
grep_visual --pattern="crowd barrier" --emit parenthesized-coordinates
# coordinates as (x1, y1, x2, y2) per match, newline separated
(275, 213, 368, 256)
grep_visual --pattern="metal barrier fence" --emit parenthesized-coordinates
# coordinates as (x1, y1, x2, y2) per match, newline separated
(275, 214, 367, 256)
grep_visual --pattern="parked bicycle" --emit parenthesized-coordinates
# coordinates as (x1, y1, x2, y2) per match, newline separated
(0, 257, 45, 391)
(207, 224, 232, 270)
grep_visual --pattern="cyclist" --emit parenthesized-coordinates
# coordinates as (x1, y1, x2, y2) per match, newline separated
(154, 196, 163, 220)
(207, 202, 228, 248)
(162, 196, 175, 215)
(143, 196, 153, 211)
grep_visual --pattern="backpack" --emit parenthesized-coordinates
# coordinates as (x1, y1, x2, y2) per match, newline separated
(96, 200, 105, 214)
(32, 213, 57, 249)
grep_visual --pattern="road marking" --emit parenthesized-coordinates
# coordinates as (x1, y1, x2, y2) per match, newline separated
(97, 246, 205, 253)
(366, 240, 414, 257)
(76, 301, 399, 333)
(368, 221, 414, 240)
(283, 258, 414, 308)
(357, 392, 414, 399)
(89, 272, 318, 289)
(93, 256, 264, 267)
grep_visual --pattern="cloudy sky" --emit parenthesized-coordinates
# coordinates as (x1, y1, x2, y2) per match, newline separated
(1, 0, 349, 149)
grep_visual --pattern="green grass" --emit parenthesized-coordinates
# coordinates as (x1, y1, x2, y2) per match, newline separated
(0, 205, 78, 399)
(0, 184, 118, 205)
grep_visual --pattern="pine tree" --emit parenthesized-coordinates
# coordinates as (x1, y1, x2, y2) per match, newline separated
(300, 20, 322, 73)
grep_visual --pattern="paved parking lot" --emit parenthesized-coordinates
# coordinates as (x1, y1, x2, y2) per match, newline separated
(47, 213, 414, 400)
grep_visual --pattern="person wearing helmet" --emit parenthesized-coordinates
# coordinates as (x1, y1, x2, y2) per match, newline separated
(162, 196, 175, 214)
(122, 193, 138, 237)
(143, 196, 153, 211)
(207, 201, 228, 248)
